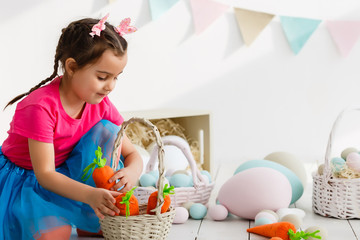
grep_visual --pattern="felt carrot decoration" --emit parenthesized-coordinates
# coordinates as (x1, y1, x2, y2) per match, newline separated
(247, 222, 322, 240)
(247, 222, 296, 240)
(147, 184, 175, 215)
(81, 146, 115, 190)
(115, 187, 139, 218)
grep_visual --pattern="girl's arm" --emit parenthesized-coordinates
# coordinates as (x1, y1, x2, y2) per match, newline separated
(109, 134, 143, 192)
(28, 138, 120, 219)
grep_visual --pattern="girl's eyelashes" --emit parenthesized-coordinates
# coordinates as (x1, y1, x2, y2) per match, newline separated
(97, 76, 107, 81)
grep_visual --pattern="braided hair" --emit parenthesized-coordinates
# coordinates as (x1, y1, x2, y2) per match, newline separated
(4, 18, 127, 109)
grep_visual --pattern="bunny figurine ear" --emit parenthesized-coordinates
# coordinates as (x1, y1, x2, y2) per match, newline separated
(89, 13, 110, 37)
(114, 18, 137, 36)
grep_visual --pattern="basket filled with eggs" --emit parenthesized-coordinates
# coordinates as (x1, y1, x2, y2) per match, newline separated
(313, 108, 360, 219)
(98, 117, 176, 240)
(134, 135, 215, 208)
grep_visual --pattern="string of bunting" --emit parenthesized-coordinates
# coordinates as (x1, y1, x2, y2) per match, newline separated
(147, 0, 360, 57)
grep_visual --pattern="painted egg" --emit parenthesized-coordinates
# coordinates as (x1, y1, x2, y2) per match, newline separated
(189, 203, 208, 220)
(330, 157, 346, 172)
(254, 217, 273, 226)
(200, 170, 212, 183)
(173, 207, 189, 224)
(264, 151, 307, 190)
(341, 147, 358, 160)
(234, 159, 303, 204)
(346, 152, 360, 172)
(139, 173, 156, 187)
(218, 167, 292, 220)
(208, 204, 228, 221)
(170, 174, 192, 188)
(255, 211, 278, 223)
(258, 209, 279, 221)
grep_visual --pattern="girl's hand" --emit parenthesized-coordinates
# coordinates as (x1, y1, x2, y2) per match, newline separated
(86, 188, 121, 219)
(109, 167, 139, 192)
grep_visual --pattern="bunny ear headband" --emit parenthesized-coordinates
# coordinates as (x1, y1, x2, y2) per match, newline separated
(89, 13, 137, 38)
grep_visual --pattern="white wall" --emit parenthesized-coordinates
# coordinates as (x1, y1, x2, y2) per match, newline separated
(1, 0, 360, 167)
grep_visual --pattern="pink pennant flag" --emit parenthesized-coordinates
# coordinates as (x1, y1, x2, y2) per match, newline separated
(326, 20, 360, 57)
(190, 0, 229, 34)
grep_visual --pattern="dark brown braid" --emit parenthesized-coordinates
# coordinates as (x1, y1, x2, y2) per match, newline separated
(4, 17, 128, 110)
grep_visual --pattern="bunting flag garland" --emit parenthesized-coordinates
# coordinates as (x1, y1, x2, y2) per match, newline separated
(190, 0, 229, 34)
(234, 8, 274, 46)
(149, 0, 180, 20)
(326, 20, 360, 57)
(280, 16, 322, 55)
(122, 0, 360, 57)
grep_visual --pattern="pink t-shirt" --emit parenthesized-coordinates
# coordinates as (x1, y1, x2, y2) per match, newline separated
(1, 76, 124, 169)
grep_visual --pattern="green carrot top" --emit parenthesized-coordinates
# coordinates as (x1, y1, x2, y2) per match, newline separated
(288, 229, 322, 240)
(163, 184, 175, 198)
(120, 187, 138, 218)
(81, 146, 107, 182)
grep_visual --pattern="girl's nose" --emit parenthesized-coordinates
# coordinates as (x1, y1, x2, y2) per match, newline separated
(105, 79, 116, 92)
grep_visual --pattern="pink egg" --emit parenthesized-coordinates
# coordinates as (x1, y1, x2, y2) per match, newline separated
(173, 207, 189, 224)
(208, 204, 228, 221)
(217, 167, 292, 220)
(346, 152, 360, 172)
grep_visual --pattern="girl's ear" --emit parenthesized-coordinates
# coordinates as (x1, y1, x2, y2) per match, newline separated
(64, 58, 78, 76)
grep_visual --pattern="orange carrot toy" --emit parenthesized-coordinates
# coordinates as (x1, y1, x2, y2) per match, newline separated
(147, 184, 175, 215)
(247, 222, 322, 240)
(115, 187, 139, 218)
(81, 146, 115, 190)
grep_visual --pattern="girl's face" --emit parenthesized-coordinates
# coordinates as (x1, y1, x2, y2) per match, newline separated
(69, 49, 127, 104)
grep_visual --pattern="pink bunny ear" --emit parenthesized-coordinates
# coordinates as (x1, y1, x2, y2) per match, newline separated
(114, 17, 137, 36)
(89, 13, 110, 37)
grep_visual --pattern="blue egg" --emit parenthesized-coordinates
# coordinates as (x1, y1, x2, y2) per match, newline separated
(331, 157, 346, 172)
(170, 174, 192, 188)
(234, 159, 303, 205)
(254, 217, 273, 226)
(201, 170, 212, 183)
(189, 203, 208, 220)
(148, 170, 159, 179)
(139, 173, 156, 187)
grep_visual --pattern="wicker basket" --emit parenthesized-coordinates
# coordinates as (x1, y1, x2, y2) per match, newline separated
(313, 108, 360, 219)
(134, 136, 215, 207)
(99, 117, 176, 240)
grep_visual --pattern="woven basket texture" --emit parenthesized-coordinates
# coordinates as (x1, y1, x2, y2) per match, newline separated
(100, 118, 175, 239)
(313, 108, 360, 219)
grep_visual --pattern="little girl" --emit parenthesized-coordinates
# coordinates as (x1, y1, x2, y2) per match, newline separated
(0, 15, 142, 239)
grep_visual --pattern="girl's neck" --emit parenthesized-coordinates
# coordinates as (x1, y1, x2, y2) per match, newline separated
(59, 75, 86, 119)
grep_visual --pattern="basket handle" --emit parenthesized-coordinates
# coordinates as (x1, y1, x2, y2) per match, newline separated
(111, 117, 166, 219)
(323, 107, 360, 182)
(146, 137, 208, 189)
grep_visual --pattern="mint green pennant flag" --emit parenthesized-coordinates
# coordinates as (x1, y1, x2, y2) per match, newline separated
(149, 0, 180, 20)
(280, 16, 322, 55)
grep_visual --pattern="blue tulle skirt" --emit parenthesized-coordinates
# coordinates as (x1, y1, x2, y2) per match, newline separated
(0, 120, 123, 239)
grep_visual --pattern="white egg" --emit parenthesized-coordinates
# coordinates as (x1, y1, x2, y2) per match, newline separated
(280, 213, 302, 229)
(264, 151, 307, 189)
(341, 147, 358, 160)
(305, 226, 328, 240)
(182, 202, 195, 211)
